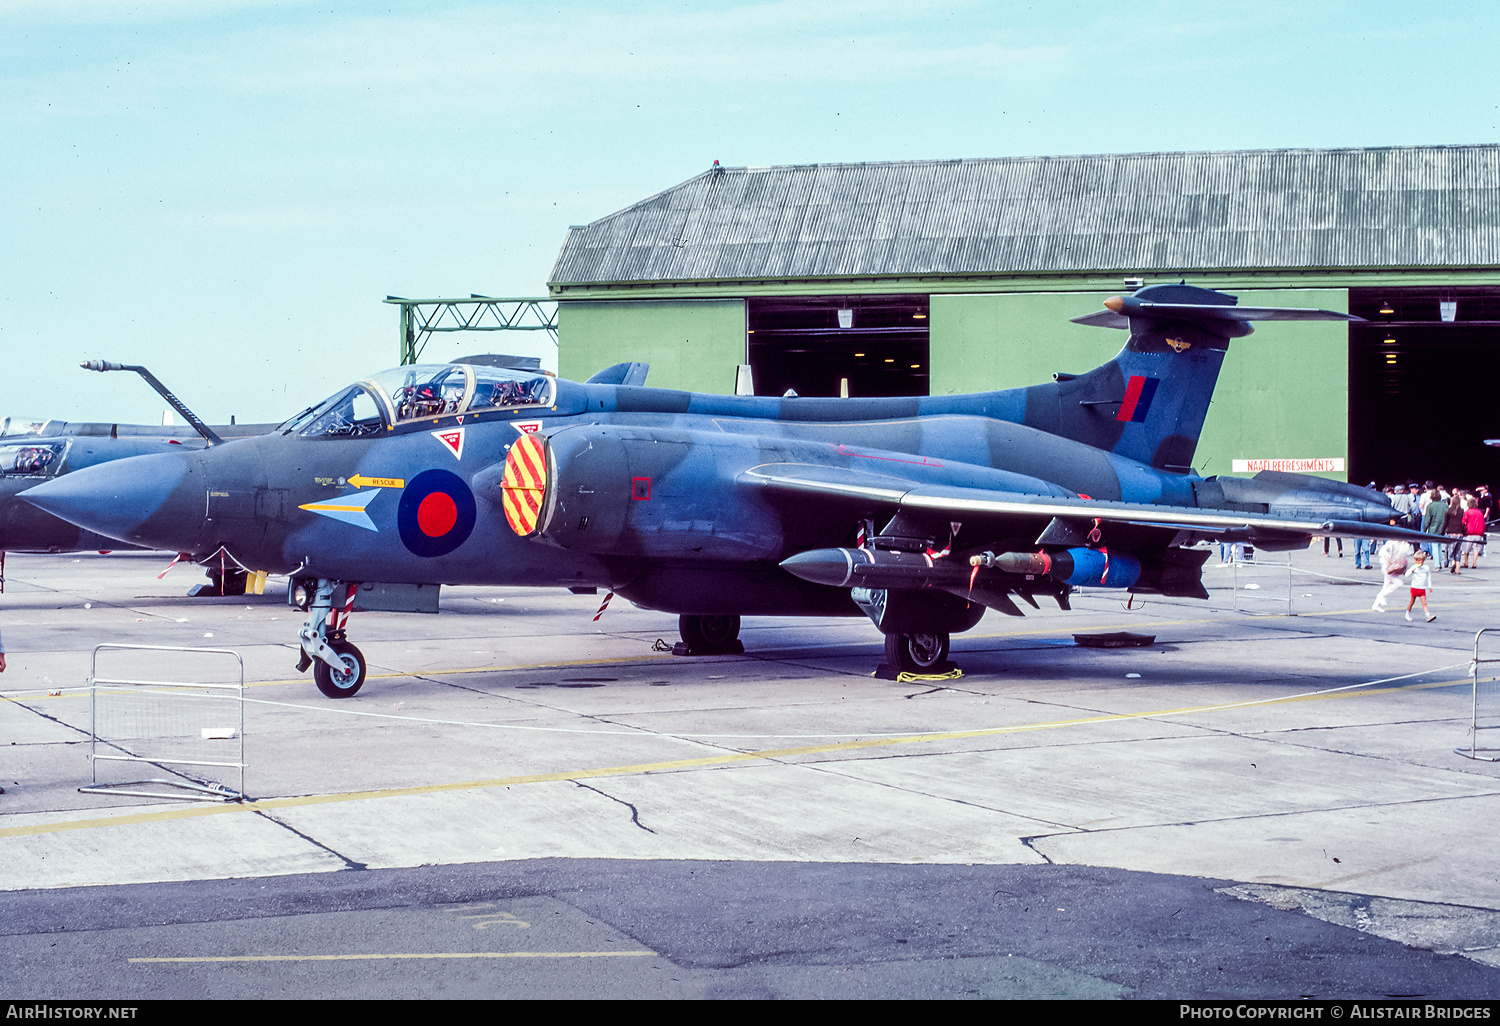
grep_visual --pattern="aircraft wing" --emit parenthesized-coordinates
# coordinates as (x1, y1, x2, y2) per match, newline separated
(741, 463, 1447, 545)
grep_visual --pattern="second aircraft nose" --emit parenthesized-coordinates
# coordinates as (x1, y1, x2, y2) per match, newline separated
(19, 450, 209, 552)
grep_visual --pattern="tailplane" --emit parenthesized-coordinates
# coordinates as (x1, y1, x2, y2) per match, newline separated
(1020, 284, 1358, 473)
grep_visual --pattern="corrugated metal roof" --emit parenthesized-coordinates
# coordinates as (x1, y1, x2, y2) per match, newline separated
(549, 146, 1500, 286)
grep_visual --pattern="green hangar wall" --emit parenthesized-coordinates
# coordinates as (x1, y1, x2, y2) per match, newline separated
(929, 288, 1349, 482)
(548, 147, 1500, 485)
(557, 299, 746, 396)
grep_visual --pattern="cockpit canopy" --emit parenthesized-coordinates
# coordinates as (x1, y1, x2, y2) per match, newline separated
(0, 416, 55, 438)
(284, 363, 555, 439)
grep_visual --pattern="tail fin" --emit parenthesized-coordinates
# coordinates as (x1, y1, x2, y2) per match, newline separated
(1021, 284, 1358, 473)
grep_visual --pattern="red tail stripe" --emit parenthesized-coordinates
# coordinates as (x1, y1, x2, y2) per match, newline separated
(1117, 376, 1146, 422)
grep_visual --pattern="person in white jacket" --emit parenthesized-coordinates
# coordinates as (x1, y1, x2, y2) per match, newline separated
(1404, 550, 1436, 622)
(1372, 540, 1413, 612)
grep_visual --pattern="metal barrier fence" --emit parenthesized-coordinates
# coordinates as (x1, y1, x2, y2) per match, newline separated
(1229, 549, 1294, 616)
(81, 644, 245, 801)
(1456, 628, 1500, 762)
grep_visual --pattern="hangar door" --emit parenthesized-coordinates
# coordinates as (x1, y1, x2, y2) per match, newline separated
(746, 295, 929, 398)
(1348, 287, 1500, 487)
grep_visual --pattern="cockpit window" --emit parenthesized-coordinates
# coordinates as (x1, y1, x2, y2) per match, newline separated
(367, 366, 470, 423)
(0, 417, 53, 438)
(469, 366, 553, 409)
(0, 441, 66, 476)
(276, 403, 321, 435)
(366, 364, 553, 420)
(299, 385, 386, 438)
(292, 363, 555, 439)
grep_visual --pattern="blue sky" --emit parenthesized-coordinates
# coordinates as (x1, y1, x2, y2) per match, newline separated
(3, 0, 1496, 425)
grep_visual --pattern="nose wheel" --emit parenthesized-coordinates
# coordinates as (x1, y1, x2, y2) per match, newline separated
(313, 637, 367, 698)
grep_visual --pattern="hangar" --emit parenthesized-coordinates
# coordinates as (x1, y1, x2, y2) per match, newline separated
(547, 145, 1500, 486)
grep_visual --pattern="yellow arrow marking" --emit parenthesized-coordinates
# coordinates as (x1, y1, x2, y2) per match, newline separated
(348, 474, 405, 489)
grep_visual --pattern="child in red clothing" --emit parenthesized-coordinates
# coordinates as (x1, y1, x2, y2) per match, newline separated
(1405, 550, 1436, 622)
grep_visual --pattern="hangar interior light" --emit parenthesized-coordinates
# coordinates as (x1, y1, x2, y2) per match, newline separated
(745, 294, 930, 399)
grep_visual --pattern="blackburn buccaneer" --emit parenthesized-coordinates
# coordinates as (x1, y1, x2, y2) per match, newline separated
(23, 284, 1445, 697)
(0, 363, 272, 592)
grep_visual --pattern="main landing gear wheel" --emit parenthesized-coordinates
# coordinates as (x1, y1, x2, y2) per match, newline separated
(313, 640, 367, 698)
(884, 631, 950, 673)
(677, 614, 744, 655)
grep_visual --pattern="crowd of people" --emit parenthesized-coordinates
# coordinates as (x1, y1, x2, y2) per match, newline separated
(1368, 482, 1494, 572)
(1217, 481, 1495, 625)
(1361, 481, 1494, 624)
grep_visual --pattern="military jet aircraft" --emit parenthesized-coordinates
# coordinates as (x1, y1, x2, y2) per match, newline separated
(22, 284, 1444, 697)
(0, 364, 273, 593)
(0, 420, 196, 557)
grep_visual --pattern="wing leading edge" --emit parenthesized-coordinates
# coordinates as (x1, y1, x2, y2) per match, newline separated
(741, 463, 1447, 546)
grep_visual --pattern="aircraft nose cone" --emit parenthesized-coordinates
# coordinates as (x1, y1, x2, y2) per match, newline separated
(20, 451, 191, 547)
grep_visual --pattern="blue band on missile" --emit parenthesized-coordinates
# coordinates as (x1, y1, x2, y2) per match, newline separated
(397, 468, 477, 557)
(1063, 547, 1141, 589)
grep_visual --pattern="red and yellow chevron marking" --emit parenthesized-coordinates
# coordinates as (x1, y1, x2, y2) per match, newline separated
(501, 433, 548, 536)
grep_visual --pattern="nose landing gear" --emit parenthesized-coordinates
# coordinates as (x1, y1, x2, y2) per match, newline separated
(295, 578, 367, 698)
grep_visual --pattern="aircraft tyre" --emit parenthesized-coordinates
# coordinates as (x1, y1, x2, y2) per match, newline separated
(884, 631, 950, 673)
(678, 614, 743, 654)
(313, 640, 367, 699)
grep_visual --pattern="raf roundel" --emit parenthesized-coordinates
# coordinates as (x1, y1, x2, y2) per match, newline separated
(397, 469, 477, 557)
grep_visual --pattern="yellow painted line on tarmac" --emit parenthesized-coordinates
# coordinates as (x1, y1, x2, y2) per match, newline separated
(0, 674, 1472, 842)
(130, 950, 656, 963)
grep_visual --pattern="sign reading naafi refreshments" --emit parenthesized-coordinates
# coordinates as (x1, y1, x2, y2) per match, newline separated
(1231, 458, 1345, 473)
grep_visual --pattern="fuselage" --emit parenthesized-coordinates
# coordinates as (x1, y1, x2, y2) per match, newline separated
(19, 369, 1396, 618)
